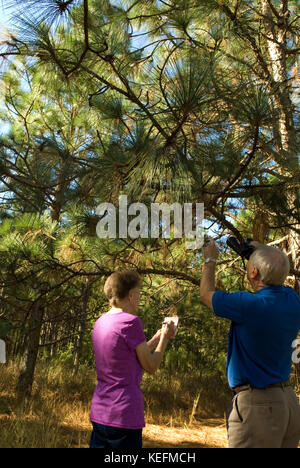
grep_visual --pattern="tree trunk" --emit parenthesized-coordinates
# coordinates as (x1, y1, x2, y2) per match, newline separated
(49, 321, 59, 359)
(73, 280, 91, 376)
(16, 302, 44, 398)
(261, 0, 296, 156)
(261, 0, 299, 294)
(289, 228, 300, 295)
(50, 152, 72, 222)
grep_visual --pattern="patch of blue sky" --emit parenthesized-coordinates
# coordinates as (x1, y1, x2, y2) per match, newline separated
(0, 120, 11, 135)
(0, 4, 12, 28)
(131, 26, 152, 52)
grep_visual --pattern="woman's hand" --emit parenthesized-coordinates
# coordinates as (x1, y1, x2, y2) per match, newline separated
(162, 321, 175, 340)
(147, 329, 162, 352)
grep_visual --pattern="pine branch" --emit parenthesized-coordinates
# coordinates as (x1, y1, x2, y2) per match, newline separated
(210, 124, 260, 207)
(218, 1, 271, 80)
(266, 0, 281, 20)
(81, 64, 169, 140)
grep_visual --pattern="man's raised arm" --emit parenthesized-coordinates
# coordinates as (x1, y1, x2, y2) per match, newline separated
(200, 237, 219, 311)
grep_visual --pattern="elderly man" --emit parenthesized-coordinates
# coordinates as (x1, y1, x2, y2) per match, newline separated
(200, 238, 300, 449)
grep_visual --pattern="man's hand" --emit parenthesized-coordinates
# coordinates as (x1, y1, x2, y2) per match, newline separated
(200, 237, 218, 311)
(204, 237, 219, 260)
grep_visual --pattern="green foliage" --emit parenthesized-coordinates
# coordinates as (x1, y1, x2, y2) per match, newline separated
(0, 0, 299, 396)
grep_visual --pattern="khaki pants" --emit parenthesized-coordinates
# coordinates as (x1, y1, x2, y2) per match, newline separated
(227, 386, 300, 448)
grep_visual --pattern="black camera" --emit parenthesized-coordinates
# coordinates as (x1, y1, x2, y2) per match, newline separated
(226, 236, 255, 260)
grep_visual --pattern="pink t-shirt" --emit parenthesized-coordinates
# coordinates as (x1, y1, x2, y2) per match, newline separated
(90, 311, 146, 429)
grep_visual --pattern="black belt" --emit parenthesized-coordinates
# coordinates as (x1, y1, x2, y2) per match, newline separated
(233, 381, 290, 395)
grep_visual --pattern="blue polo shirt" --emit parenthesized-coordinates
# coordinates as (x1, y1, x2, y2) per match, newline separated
(212, 285, 300, 389)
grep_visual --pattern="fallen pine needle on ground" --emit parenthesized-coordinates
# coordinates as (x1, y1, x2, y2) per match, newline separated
(1, 364, 298, 448)
(143, 421, 228, 448)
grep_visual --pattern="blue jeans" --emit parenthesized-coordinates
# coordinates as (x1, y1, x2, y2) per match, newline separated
(90, 422, 143, 449)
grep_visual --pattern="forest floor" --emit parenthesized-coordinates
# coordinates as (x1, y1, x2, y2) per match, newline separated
(0, 363, 298, 448)
(143, 421, 227, 448)
(0, 363, 229, 448)
(0, 409, 228, 448)
(0, 395, 228, 448)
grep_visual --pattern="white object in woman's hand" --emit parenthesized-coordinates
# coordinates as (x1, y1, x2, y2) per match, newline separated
(162, 320, 176, 340)
(163, 317, 178, 340)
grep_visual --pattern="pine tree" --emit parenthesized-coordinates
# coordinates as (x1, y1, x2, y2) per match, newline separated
(0, 0, 299, 395)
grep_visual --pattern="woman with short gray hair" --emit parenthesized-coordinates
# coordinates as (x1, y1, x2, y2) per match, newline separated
(89, 270, 175, 449)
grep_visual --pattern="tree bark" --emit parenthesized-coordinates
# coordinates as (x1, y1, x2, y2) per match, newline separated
(289, 227, 300, 295)
(50, 151, 72, 222)
(73, 279, 91, 376)
(261, 0, 296, 157)
(16, 302, 44, 398)
(261, 0, 299, 294)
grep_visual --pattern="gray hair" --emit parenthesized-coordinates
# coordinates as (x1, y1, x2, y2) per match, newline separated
(249, 245, 290, 286)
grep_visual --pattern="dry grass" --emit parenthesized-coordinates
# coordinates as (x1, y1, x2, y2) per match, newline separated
(1, 363, 298, 448)
(143, 422, 228, 448)
(0, 363, 229, 448)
